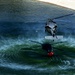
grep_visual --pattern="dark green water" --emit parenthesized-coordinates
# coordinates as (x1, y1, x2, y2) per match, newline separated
(0, 36, 75, 75)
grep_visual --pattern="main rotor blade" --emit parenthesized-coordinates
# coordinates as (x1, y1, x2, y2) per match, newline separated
(30, 40, 42, 44)
(52, 13, 74, 20)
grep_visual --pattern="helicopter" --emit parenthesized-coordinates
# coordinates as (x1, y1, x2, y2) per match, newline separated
(45, 13, 74, 40)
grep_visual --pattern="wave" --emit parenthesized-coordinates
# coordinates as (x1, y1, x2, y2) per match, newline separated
(0, 36, 75, 74)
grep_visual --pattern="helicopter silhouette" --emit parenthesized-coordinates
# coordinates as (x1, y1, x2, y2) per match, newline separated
(45, 13, 74, 39)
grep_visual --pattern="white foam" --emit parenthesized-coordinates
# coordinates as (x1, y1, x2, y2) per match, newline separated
(62, 37, 75, 47)
(0, 62, 48, 71)
(0, 58, 75, 72)
(0, 58, 65, 72)
(53, 36, 75, 47)
(0, 37, 27, 51)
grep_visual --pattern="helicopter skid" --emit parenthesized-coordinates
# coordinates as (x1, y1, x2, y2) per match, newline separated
(45, 35, 63, 40)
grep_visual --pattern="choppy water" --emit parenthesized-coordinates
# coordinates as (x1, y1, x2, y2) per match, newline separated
(0, 0, 75, 75)
(0, 20, 75, 75)
(0, 37, 75, 75)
